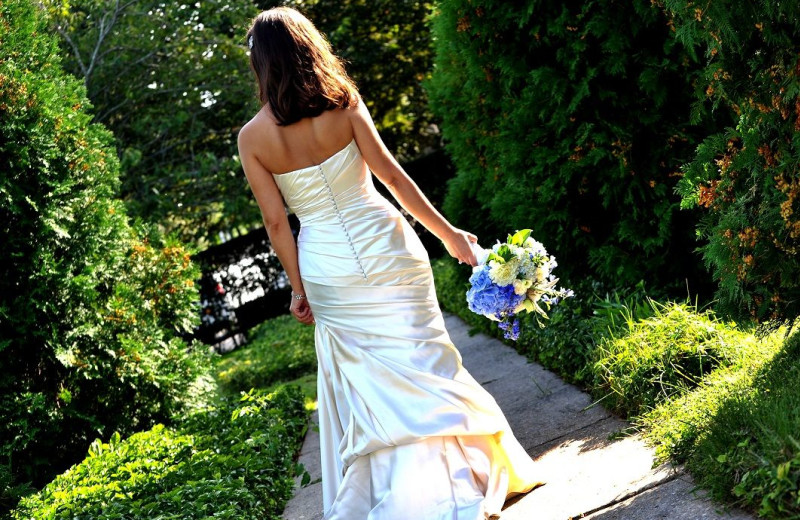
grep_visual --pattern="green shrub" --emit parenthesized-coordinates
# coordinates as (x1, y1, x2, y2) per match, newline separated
(664, 0, 800, 323)
(214, 315, 317, 395)
(12, 385, 309, 520)
(427, 0, 714, 292)
(0, 0, 210, 502)
(591, 302, 751, 418)
(517, 280, 654, 385)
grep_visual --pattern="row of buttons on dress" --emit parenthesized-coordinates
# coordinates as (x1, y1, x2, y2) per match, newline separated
(316, 164, 368, 280)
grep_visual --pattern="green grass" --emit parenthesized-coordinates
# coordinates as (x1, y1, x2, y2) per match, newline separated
(682, 334, 800, 517)
(590, 300, 754, 418)
(213, 314, 317, 396)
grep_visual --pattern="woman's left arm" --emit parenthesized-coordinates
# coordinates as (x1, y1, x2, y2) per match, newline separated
(348, 102, 478, 266)
(237, 125, 314, 325)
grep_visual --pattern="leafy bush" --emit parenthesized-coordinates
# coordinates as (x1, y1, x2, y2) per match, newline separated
(427, 0, 715, 292)
(214, 315, 317, 395)
(591, 302, 752, 418)
(12, 385, 309, 520)
(0, 0, 210, 503)
(663, 0, 800, 323)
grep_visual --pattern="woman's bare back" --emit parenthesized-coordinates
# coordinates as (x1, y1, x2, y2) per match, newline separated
(243, 106, 354, 175)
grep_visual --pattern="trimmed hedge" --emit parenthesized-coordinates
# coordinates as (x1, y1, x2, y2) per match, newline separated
(12, 385, 309, 520)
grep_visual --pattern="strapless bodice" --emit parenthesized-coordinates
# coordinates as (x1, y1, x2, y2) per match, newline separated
(271, 139, 429, 285)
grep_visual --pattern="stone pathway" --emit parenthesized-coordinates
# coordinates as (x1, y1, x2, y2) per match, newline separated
(282, 313, 754, 520)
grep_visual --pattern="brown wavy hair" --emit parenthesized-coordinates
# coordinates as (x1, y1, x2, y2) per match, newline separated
(245, 7, 358, 126)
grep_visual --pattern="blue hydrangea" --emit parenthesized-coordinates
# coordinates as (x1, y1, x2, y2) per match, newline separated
(466, 267, 525, 320)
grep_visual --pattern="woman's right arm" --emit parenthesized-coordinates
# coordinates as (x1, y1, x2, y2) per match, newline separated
(237, 124, 314, 325)
(348, 100, 478, 266)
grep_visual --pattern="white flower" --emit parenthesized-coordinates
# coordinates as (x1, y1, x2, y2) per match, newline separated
(535, 265, 548, 283)
(518, 253, 537, 278)
(513, 278, 533, 295)
(523, 237, 546, 256)
(488, 257, 519, 286)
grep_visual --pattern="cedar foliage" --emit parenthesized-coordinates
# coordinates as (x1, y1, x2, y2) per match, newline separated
(0, 0, 210, 509)
(665, 0, 800, 323)
(427, 0, 718, 291)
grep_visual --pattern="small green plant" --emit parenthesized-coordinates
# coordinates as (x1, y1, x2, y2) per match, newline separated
(12, 385, 309, 520)
(213, 315, 317, 395)
(591, 301, 749, 418)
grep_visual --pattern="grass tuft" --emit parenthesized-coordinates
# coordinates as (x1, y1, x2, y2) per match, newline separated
(590, 300, 751, 418)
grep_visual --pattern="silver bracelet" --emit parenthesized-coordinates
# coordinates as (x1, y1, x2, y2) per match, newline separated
(292, 292, 306, 300)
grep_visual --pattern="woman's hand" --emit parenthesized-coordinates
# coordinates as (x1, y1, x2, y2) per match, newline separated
(443, 228, 479, 266)
(290, 292, 315, 325)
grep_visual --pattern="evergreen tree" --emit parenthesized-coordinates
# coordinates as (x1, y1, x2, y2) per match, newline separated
(427, 0, 719, 291)
(665, 0, 800, 322)
(0, 0, 209, 510)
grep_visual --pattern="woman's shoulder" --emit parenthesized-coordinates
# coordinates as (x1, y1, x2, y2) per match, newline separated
(238, 110, 271, 145)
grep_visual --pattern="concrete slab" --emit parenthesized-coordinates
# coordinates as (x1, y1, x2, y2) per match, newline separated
(281, 481, 323, 520)
(485, 376, 611, 455)
(582, 475, 753, 520)
(502, 431, 677, 520)
(294, 412, 322, 484)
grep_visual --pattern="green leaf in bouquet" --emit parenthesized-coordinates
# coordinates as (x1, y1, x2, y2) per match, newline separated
(495, 244, 512, 261)
(509, 229, 532, 246)
(487, 251, 505, 264)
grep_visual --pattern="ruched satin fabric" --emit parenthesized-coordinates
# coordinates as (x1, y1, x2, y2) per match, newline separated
(272, 139, 541, 519)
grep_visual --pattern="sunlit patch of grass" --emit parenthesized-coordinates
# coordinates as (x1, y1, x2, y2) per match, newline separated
(590, 300, 754, 418)
(265, 373, 318, 411)
(212, 315, 317, 395)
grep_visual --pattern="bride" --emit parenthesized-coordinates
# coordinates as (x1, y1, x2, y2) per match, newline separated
(237, 7, 543, 519)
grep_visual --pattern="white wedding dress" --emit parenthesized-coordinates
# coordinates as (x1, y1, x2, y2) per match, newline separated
(272, 139, 542, 519)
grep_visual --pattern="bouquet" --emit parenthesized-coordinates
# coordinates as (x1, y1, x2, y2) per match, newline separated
(466, 229, 573, 341)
